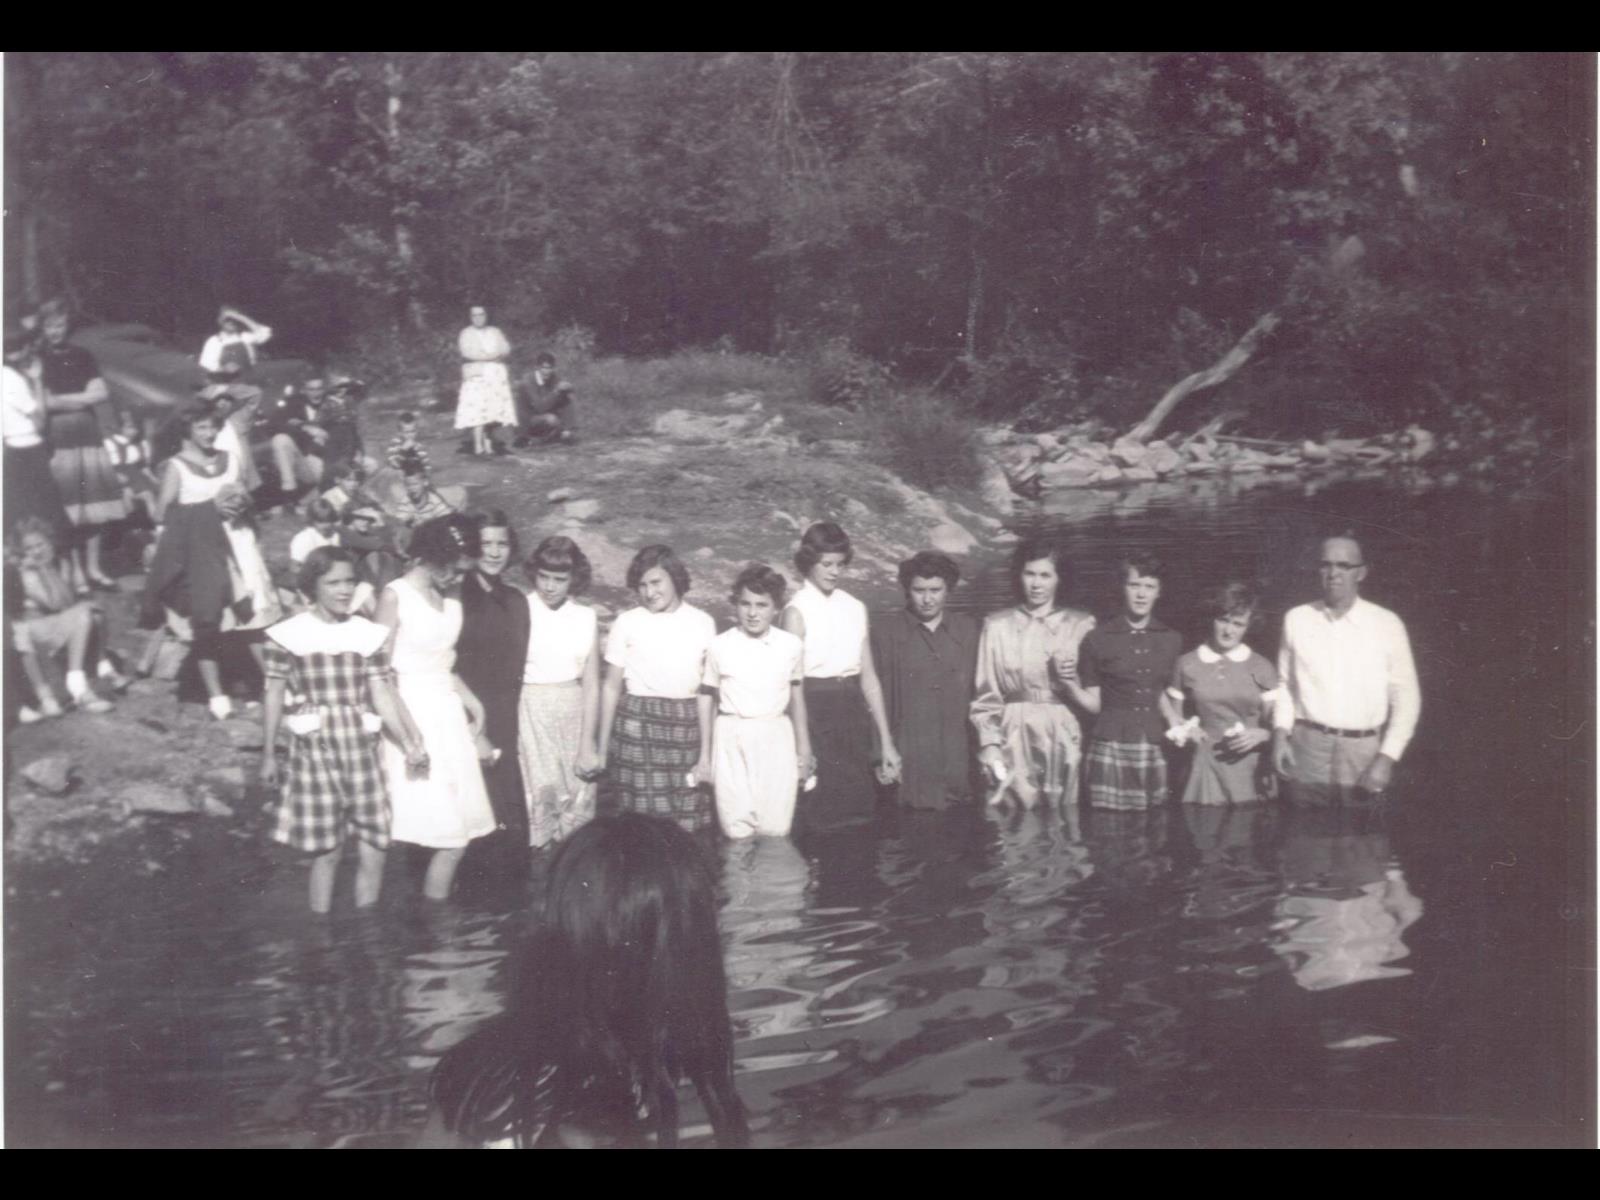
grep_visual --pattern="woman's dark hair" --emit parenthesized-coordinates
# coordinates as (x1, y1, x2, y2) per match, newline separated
(626, 544, 689, 597)
(526, 535, 593, 595)
(1010, 537, 1072, 607)
(730, 563, 787, 608)
(306, 498, 339, 525)
(1119, 553, 1166, 584)
(408, 514, 479, 568)
(297, 545, 357, 597)
(535, 351, 557, 367)
(152, 400, 221, 467)
(1200, 581, 1261, 628)
(469, 508, 520, 562)
(794, 521, 852, 575)
(431, 814, 748, 1148)
(897, 551, 961, 591)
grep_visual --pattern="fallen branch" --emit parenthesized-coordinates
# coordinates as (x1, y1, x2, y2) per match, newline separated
(1125, 312, 1280, 444)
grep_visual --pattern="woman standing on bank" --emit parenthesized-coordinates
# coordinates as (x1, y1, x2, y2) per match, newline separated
(455, 306, 516, 458)
(780, 522, 900, 832)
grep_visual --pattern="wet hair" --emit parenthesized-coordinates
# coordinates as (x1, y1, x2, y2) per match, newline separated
(1010, 537, 1072, 607)
(897, 551, 961, 591)
(1200, 581, 1261, 628)
(469, 508, 520, 561)
(408, 514, 479, 568)
(730, 563, 787, 608)
(1119, 553, 1166, 584)
(297, 544, 357, 597)
(431, 814, 748, 1148)
(305, 498, 339, 526)
(794, 522, 853, 575)
(626, 544, 689, 597)
(525, 535, 593, 595)
(535, 351, 557, 367)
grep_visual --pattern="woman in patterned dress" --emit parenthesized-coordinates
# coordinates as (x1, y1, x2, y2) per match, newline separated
(377, 515, 498, 900)
(972, 538, 1097, 810)
(597, 545, 717, 834)
(455, 306, 516, 458)
(518, 536, 602, 849)
(262, 546, 426, 914)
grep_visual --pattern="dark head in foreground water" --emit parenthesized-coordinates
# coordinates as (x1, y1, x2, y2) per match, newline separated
(431, 814, 749, 1147)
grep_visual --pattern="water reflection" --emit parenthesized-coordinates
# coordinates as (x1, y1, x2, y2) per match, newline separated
(1270, 808, 1424, 992)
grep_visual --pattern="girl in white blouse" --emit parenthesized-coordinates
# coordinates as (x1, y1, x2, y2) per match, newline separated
(519, 537, 603, 849)
(780, 522, 900, 832)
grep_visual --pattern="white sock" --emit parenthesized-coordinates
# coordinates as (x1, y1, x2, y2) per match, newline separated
(65, 670, 89, 697)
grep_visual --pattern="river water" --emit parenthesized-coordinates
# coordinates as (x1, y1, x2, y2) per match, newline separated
(6, 471, 1591, 1147)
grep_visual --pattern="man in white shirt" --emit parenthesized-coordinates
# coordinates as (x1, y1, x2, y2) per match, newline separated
(1273, 535, 1421, 801)
(198, 306, 272, 404)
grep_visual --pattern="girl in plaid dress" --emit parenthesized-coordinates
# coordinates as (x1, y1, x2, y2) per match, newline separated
(597, 546, 717, 833)
(262, 547, 426, 914)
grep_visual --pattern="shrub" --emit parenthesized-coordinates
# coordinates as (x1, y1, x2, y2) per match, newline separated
(865, 388, 982, 492)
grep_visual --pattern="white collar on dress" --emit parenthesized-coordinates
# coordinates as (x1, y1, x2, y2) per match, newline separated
(267, 611, 388, 656)
(1197, 642, 1251, 664)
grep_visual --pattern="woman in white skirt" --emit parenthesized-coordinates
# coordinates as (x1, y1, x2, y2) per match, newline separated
(518, 536, 602, 849)
(455, 305, 516, 458)
(377, 515, 497, 899)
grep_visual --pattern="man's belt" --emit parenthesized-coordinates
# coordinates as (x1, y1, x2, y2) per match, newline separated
(1296, 719, 1380, 739)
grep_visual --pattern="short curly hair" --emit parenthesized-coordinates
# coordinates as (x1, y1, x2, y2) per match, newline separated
(626, 544, 689, 597)
(794, 522, 853, 576)
(729, 563, 787, 608)
(897, 551, 960, 591)
(526, 535, 593, 595)
(408, 514, 480, 568)
(297, 544, 358, 598)
(1199, 581, 1261, 628)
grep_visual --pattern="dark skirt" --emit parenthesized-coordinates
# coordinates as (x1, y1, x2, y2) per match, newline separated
(140, 500, 234, 633)
(4, 443, 69, 537)
(477, 682, 529, 844)
(610, 693, 712, 833)
(800, 676, 876, 831)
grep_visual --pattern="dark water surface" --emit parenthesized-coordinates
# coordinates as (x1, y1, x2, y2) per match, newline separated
(6, 473, 1592, 1147)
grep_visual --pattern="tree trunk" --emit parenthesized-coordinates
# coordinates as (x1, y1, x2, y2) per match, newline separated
(1125, 312, 1280, 444)
(384, 59, 428, 335)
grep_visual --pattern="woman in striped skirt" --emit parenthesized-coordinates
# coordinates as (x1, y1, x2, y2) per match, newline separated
(597, 545, 717, 833)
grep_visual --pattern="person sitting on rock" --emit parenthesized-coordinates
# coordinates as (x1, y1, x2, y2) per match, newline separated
(8, 516, 124, 717)
(259, 377, 331, 508)
(198, 306, 272, 406)
(513, 352, 577, 447)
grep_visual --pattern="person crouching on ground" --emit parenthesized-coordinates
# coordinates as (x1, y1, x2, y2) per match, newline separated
(262, 546, 424, 913)
(703, 563, 812, 840)
(8, 516, 123, 717)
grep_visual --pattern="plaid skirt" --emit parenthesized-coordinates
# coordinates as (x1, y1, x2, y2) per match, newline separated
(610, 692, 712, 833)
(271, 705, 390, 853)
(1084, 737, 1169, 811)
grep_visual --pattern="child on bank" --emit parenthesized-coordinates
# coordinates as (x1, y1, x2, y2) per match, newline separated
(9, 516, 122, 716)
(384, 410, 431, 474)
(289, 499, 342, 566)
(703, 564, 813, 839)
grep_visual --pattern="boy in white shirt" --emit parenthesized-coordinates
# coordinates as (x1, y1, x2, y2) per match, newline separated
(703, 564, 813, 839)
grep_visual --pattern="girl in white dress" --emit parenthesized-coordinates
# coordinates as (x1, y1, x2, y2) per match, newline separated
(455, 305, 516, 457)
(377, 515, 497, 899)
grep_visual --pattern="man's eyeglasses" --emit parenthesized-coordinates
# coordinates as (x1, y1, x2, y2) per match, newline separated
(1318, 560, 1364, 571)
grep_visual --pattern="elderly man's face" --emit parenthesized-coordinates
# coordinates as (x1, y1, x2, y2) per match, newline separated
(906, 575, 949, 623)
(1318, 537, 1367, 607)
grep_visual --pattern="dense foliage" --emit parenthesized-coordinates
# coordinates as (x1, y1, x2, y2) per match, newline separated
(6, 52, 1592, 438)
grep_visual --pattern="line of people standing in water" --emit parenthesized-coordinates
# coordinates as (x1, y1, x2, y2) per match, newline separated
(260, 504, 1421, 913)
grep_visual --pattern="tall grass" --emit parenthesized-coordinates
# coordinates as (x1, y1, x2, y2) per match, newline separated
(864, 389, 983, 491)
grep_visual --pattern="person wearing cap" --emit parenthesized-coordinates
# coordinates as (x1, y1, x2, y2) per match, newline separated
(1272, 535, 1421, 803)
(198, 306, 272, 404)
